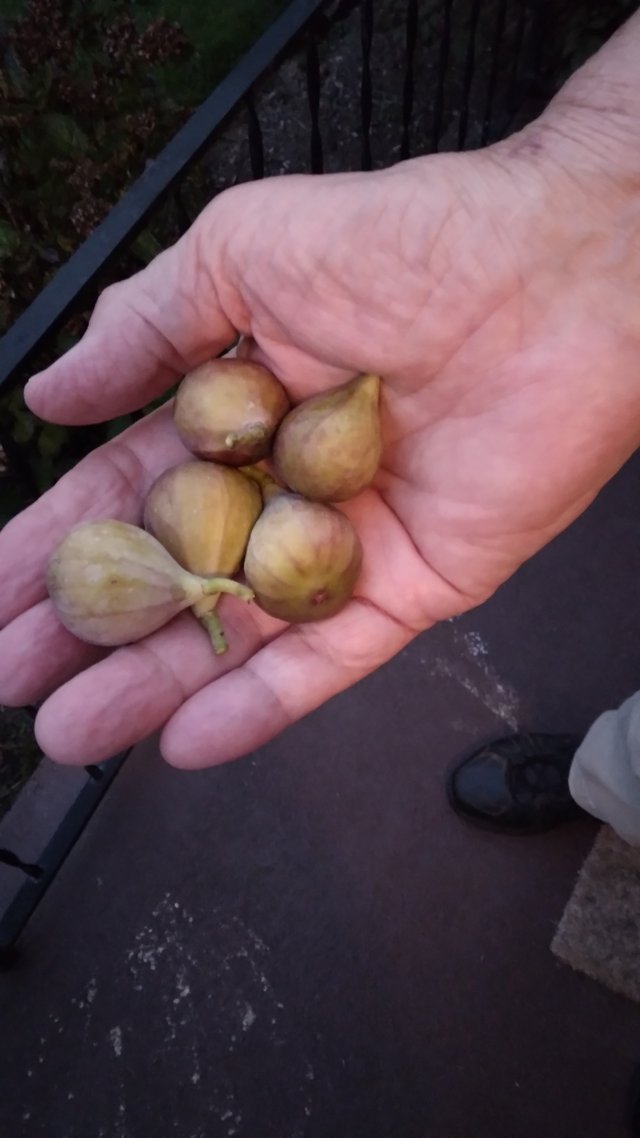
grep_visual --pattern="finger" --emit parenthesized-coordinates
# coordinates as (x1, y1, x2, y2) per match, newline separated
(160, 599, 412, 770)
(0, 600, 104, 708)
(34, 600, 283, 766)
(0, 404, 188, 629)
(24, 226, 237, 424)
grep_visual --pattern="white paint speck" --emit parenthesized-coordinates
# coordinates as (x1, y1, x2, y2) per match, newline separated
(464, 630, 488, 658)
(432, 626, 520, 731)
(86, 978, 98, 1004)
(173, 968, 191, 1005)
(110, 1026, 123, 1057)
(241, 1003, 256, 1031)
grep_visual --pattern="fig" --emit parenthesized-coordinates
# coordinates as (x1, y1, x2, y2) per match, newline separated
(272, 373, 382, 502)
(47, 520, 253, 648)
(174, 358, 290, 465)
(243, 493, 362, 622)
(144, 461, 261, 652)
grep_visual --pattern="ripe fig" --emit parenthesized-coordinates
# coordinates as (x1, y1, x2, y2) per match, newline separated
(144, 461, 262, 652)
(243, 493, 362, 623)
(47, 520, 253, 648)
(273, 373, 382, 502)
(174, 358, 290, 465)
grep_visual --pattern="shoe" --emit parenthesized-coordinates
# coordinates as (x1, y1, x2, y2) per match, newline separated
(446, 732, 587, 834)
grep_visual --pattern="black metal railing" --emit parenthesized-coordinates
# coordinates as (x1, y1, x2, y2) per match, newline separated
(0, 0, 612, 956)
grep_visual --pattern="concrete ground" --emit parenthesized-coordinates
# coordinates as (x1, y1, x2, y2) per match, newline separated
(2, 452, 640, 1138)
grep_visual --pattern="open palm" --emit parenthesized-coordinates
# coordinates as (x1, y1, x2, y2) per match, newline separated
(2, 140, 640, 769)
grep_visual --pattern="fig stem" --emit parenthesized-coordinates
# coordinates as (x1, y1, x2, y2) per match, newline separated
(238, 465, 284, 503)
(197, 576, 254, 602)
(198, 610, 228, 655)
(192, 594, 219, 619)
(224, 424, 269, 450)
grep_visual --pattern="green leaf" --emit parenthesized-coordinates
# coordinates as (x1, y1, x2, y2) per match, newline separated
(105, 414, 134, 440)
(37, 423, 70, 461)
(41, 112, 90, 157)
(131, 228, 163, 265)
(55, 329, 82, 354)
(0, 219, 20, 260)
(3, 49, 30, 98)
(7, 390, 37, 445)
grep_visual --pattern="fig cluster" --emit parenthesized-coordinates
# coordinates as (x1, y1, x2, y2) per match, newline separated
(47, 356, 382, 656)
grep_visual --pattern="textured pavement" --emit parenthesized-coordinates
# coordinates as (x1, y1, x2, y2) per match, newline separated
(2, 452, 640, 1138)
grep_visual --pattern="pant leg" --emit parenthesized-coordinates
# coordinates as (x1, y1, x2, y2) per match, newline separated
(569, 690, 640, 846)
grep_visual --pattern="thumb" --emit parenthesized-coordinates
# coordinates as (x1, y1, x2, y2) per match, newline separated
(24, 220, 237, 425)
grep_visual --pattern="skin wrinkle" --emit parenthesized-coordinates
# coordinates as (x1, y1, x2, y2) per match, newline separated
(125, 636, 191, 707)
(0, 600, 103, 706)
(125, 293, 192, 375)
(375, 483, 478, 616)
(241, 653, 304, 731)
(296, 599, 412, 674)
(97, 438, 150, 515)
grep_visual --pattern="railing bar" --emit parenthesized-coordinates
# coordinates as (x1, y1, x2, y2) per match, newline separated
(400, 0, 418, 161)
(505, 0, 529, 122)
(359, 0, 373, 171)
(245, 90, 265, 179)
(306, 23, 324, 174)
(480, 0, 508, 146)
(0, 849, 42, 879)
(457, 0, 482, 151)
(432, 0, 453, 152)
(0, 750, 129, 958)
(0, 0, 328, 394)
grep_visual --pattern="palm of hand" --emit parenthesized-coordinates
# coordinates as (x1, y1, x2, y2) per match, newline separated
(1, 147, 639, 768)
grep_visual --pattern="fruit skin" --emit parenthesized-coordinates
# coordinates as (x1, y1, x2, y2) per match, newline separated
(272, 373, 381, 502)
(174, 358, 290, 465)
(143, 461, 262, 578)
(143, 461, 262, 653)
(47, 520, 252, 647)
(243, 493, 362, 623)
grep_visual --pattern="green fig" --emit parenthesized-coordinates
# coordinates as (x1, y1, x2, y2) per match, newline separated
(144, 461, 262, 652)
(174, 358, 290, 466)
(243, 493, 362, 623)
(272, 373, 382, 502)
(47, 520, 253, 648)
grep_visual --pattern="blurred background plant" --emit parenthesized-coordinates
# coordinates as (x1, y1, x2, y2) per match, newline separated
(0, 0, 287, 513)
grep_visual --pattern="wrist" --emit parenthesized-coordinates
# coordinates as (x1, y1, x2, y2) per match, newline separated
(502, 12, 640, 201)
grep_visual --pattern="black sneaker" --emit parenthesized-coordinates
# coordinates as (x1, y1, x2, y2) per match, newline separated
(446, 732, 587, 835)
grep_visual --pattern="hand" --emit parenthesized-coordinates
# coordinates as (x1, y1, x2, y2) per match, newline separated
(2, 109, 640, 769)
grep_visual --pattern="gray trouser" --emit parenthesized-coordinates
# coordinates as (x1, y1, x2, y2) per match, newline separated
(570, 691, 640, 846)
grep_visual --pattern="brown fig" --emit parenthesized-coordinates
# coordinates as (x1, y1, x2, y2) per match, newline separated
(47, 521, 253, 647)
(272, 373, 382, 502)
(144, 461, 262, 652)
(243, 493, 362, 623)
(174, 358, 290, 465)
